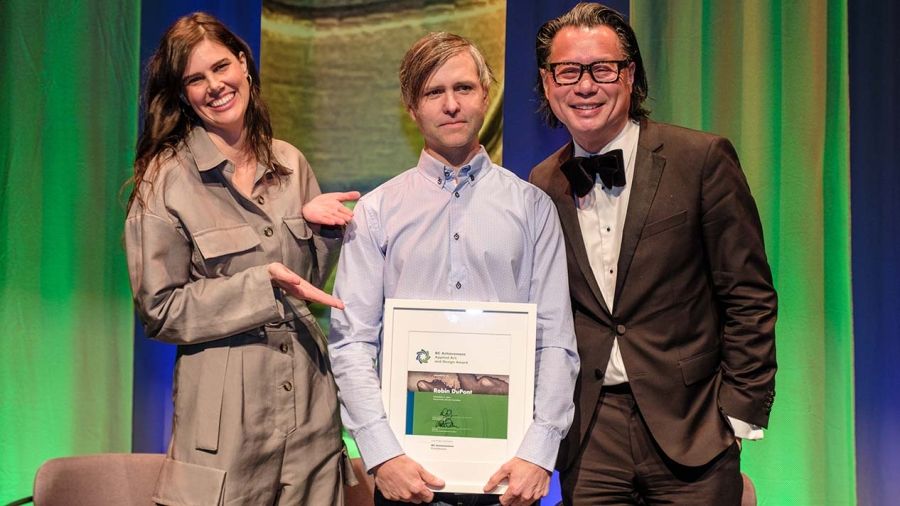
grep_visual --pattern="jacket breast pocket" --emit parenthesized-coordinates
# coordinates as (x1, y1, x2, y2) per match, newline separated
(192, 223, 261, 276)
(281, 215, 316, 280)
(643, 210, 687, 239)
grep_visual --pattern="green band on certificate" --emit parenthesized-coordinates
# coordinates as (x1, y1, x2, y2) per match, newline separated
(405, 391, 508, 439)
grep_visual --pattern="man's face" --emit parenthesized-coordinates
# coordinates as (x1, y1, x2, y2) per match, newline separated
(541, 25, 634, 153)
(409, 51, 488, 167)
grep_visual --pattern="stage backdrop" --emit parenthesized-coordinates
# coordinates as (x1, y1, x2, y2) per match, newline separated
(849, 1, 900, 505)
(630, 1, 856, 504)
(0, 0, 139, 500)
(6, 0, 900, 504)
(259, 0, 505, 194)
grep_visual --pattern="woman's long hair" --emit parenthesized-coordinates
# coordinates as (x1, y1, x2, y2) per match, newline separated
(127, 12, 284, 212)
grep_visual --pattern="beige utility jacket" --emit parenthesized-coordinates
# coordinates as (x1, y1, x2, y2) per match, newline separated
(126, 126, 341, 346)
(125, 126, 347, 504)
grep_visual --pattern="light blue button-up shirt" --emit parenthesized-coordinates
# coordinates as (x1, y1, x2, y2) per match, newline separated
(328, 148, 579, 472)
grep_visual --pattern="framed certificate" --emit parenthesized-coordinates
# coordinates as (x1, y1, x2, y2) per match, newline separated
(381, 299, 537, 494)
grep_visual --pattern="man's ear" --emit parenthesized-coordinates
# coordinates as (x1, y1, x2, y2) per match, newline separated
(407, 105, 418, 123)
(539, 68, 553, 98)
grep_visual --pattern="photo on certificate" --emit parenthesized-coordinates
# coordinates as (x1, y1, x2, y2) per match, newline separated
(406, 371, 510, 439)
(381, 300, 537, 494)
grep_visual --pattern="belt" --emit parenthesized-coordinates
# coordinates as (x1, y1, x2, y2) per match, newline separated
(601, 382, 632, 395)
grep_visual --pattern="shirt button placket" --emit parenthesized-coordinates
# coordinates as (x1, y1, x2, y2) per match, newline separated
(274, 333, 296, 434)
(449, 184, 464, 294)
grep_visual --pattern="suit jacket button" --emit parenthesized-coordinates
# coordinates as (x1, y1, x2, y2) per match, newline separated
(594, 368, 604, 380)
(616, 324, 626, 335)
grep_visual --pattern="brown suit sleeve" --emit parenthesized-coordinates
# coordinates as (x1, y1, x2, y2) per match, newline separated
(699, 137, 777, 428)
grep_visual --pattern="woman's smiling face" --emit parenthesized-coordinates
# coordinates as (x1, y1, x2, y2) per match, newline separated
(182, 38, 250, 139)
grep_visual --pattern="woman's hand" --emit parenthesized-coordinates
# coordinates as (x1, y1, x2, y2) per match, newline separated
(268, 262, 344, 309)
(302, 191, 361, 226)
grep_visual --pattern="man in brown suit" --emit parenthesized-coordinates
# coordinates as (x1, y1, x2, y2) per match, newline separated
(528, 4, 777, 505)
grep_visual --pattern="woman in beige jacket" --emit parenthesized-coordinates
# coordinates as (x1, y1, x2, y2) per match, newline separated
(125, 13, 358, 505)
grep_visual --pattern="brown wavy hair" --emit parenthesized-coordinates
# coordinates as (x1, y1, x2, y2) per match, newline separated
(535, 2, 650, 127)
(127, 12, 282, 212)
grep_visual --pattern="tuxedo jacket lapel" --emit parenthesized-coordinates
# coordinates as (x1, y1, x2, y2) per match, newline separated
(545, 143, 611, 317)
(615, 121, 666, 304)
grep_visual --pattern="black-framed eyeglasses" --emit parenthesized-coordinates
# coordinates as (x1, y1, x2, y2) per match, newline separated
(546, 60, 630, 85)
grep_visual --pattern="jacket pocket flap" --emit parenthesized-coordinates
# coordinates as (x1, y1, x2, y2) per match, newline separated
(643, 210, 687, 238)
(152, 458, 225, 506)
(679, 348, 721, 385)
(193, 224, 260, 259)
(283, 216, 312, 240)
(194, 346, 230, 452)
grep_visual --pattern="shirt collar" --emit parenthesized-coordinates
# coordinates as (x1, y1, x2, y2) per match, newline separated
(186, 125, 273, 184)
(186, 126, 228, 172)
(573, 119, 640, 161)
(417, 147, 492, 188)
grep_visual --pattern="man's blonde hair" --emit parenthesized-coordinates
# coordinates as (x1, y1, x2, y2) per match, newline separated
(399, 32, 495, 110)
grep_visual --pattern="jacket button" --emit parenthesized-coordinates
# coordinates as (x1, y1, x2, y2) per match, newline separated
(616, 324, 626, 335)
(594, 368, 604, 380)
(257, 195, 265, 205)
(280, 343, 289, 353)
(264, 226, 274, 237)
(282, 381, 293, 391)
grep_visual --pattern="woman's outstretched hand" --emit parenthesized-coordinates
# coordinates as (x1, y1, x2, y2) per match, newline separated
(268, 262, 344, 309)
(302, 191, 361, 226)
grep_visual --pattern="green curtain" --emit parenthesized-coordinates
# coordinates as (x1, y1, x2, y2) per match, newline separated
(0, 0, 140, 501)
(631, 1, 854, 504)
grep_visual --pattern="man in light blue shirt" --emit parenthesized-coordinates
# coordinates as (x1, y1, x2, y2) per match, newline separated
(328, 32, 580, 506)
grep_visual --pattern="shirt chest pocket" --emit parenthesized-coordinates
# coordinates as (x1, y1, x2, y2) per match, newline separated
(281, 215, 316, 279)
(192, 223, 261, 276)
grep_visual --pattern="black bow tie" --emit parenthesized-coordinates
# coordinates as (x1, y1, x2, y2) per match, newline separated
(560, 149, 626, 197)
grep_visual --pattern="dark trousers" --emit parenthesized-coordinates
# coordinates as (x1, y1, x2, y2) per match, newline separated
(560, 384, 742, 505)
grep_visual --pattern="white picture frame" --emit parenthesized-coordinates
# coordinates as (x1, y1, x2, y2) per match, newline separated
(381, 298, 537, 494)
